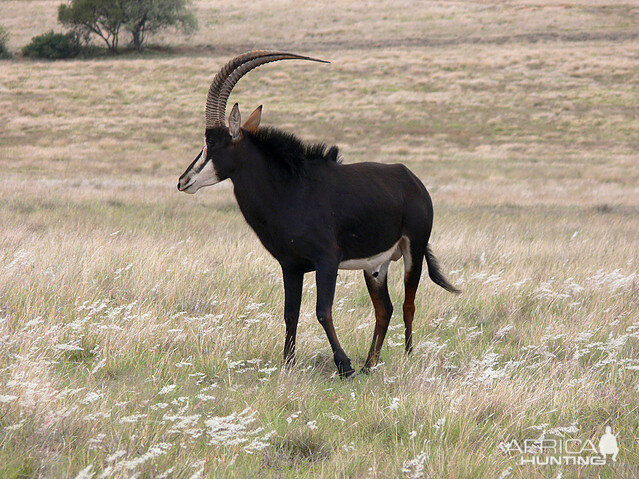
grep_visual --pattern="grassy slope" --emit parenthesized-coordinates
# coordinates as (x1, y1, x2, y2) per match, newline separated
(1, 1, 639, 478)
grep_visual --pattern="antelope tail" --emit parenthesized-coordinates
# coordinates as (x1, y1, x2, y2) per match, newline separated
(425, 245, 461, 294)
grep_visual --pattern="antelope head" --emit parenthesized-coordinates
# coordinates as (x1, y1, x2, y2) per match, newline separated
(177, 51, 328, 194)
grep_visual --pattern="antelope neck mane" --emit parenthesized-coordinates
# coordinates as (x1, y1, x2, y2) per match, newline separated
(246, 127, 340, 176)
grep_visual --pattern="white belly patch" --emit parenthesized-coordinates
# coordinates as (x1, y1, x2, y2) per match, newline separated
(339, 238, 404, 272)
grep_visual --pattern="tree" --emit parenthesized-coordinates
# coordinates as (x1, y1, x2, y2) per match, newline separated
(123, 0, 197, 52)
(58, 0, 125, 53)
(58, 0, 197, 53)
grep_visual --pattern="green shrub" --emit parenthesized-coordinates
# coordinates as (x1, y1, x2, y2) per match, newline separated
(0, 26, 10, 59)
(22, 31, 81, 60)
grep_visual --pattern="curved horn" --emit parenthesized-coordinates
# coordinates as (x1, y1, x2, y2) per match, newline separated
(205, 51, 276, 128)
(205, 51, 329, 128)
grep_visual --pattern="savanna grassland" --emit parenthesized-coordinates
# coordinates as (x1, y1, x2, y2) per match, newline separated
(1, 1, 639, 478)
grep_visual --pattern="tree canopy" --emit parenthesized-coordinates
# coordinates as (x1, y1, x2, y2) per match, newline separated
(124, 0, 197, 52)
(58, 0, 197, 53)
(58, 0, 125, 53)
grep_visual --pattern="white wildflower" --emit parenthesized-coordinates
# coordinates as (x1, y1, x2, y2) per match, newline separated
(5, 249, 35, 271)
(401, 450, 428, 478)
(245, 302, 265, 311)
(196, 394, 215, 401)
(244, 430, 276, 453)
(83, 412, 110, 421)
(205, 407, 262, 446)
(341, 441, 355, 452)
(575, 331, 594, 342)
(605, 334, 628, 351)
(81, 392, 103, 404)
(98, 466, 113, 479)
(88, 434, 106, 446)
(157, 467, 176, 479)
(170, 397, 188, 407)
(499, 467, 513, 479)
(158, 385, 176, 395)
(5, 419, 25, 431)
(74, 465, 94, 479)
(105, 450, 126, 463)
(286, 411, 300, 425)
(23, 317, 44, 329)
(588, 269, 636, 291)
(122, 443, 171, 470)
(56, 343, 83, 351)
(165, 414, 200, 432)
(384, 375, 397, 385)
(90, 358, 106, 375)
(325, 413, 346, 422)
(547, 423, 579, 437)
(495, 325, 513, 339)
(119, 414, 146, 424)
(188, 467, 204, 479)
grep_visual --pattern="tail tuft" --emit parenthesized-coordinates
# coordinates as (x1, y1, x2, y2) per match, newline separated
(425, 245, 461, 294)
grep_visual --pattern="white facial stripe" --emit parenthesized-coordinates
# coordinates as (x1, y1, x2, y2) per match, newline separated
(181, 143, 222, 194)
(197, 159, 221, 187)
(192, 144, 208, 173)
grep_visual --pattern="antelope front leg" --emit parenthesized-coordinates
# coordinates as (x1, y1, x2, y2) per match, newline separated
(282, 269, 303, 366)
(315, 261, 354, 378)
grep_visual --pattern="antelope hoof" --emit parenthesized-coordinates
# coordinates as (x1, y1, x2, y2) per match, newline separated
(334, 352, 355, 378)
(339, 365, 356, 379)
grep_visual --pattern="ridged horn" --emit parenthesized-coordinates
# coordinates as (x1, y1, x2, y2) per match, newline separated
(205, 51, 329, 128)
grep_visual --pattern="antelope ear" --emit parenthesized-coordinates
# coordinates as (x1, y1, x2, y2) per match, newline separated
(242, 105, 262, 133)
(229, 103, 241, 139)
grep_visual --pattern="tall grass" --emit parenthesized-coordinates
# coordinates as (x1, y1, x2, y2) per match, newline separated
(1, 1, 639, 477)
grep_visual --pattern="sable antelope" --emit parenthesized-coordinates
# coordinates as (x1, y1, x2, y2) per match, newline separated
(178, 51, 459, 377)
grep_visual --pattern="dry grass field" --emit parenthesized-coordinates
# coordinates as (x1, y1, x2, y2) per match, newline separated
(1, 1, 639, 478)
